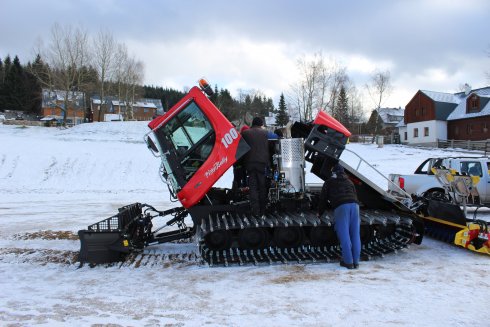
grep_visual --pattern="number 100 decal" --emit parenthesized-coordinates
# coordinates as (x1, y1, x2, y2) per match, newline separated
(221, 128, 239, 148)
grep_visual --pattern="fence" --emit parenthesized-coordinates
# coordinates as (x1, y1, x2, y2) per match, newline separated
(436, 139, 490, 155)
(349, 134, 398, 145)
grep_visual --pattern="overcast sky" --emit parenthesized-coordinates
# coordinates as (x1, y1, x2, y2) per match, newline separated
(1, 0, 489, 114)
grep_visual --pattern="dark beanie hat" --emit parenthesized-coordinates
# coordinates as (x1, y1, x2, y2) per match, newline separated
(252, 117, 263, 127)
(332, 163, 344, 173)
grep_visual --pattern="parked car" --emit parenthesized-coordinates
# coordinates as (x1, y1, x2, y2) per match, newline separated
(388, 157, 490, 206)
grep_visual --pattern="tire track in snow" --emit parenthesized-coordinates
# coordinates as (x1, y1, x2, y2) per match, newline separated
(0, 155, 19, 179)
(43, 157, 57, 181)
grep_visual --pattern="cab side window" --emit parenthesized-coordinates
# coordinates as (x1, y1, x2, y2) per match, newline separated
(163, 102, 215, 181)
(460, 161, 482, 176)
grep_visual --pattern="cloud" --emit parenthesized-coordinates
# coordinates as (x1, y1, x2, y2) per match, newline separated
(129, 37, 299, 99)
(1, 0, 489, 112)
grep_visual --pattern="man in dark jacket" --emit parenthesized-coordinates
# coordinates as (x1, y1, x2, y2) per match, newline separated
(241, 117, 269, 217)
(318, 163, 361, 269)
(232, 125, 250, 192)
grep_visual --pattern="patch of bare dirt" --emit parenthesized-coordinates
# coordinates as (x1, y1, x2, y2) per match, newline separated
(269, 267, 325, 284)
(12, 230, 79, 241)
(0, 247, 79, 265)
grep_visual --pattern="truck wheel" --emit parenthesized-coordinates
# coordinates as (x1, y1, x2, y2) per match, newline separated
(425, 189, 451, 202)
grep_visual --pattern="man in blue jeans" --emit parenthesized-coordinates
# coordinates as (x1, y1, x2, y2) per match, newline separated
(318, 163, 361, 269)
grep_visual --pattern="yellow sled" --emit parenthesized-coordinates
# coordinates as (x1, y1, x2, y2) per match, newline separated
(454, 221, 490, 255)
(421, 168, 490, 255)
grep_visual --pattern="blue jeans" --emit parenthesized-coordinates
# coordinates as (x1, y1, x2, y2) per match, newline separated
(334, 203, 361, 265)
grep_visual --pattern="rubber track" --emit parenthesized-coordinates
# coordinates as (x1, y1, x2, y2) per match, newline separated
(117, 250, 200, 268)
(198, 209, 417, 267)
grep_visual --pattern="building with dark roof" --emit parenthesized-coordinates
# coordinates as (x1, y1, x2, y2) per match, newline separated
(403, 86, 490, 145)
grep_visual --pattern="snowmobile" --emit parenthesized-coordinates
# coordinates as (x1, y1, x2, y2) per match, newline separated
(78, 79, 424, 266)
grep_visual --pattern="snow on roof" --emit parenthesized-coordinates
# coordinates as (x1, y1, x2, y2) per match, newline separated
(42, 89, 85, 108)
(134, 102, 157, 109)
(378, 107, 404, 124)
(90, 97, 162, 110)
(447, 87, 490, 120)
(111, 100, 126, 106)
(395, 120, 406, 128)
(40, 116, 58, 121)
(421, 90, 461, 104)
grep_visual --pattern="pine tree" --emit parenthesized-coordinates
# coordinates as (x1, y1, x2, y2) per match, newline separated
(215, 88, 235, 120)
(276, 93, 289, 126)
(366, 110, 383, 135)
(0, 58, 3, 83)
(334, 85, 349, 126)
(264, 97, 275, 116)
(251, 95, 263, 117)
(209, 84, 218, 105)
(4, 55, 27, 111)
(0, 56, 12, 110)
(0, 58, 4, 109)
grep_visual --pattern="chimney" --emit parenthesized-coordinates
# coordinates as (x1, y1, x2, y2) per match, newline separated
(464, 83, 471, 95)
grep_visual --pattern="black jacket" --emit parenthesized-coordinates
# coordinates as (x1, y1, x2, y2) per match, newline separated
(241, 126, 269, 167)
(318, 172, 358, 215)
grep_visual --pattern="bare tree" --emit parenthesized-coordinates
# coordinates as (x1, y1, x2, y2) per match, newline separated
(328, 66, 349, 118)
(113, 51, 144, 121)
(346, 85, 366, 133)
(365, 69, 392, 136)
(113, 43, 128, 117)
(289, 53, 348, 121)
(92, 30, 117, 121)
(486, 45, 490, 83)
(124, 57, 144, 120)
(289, 53, 321, 121)
(33, 23, 90, 123)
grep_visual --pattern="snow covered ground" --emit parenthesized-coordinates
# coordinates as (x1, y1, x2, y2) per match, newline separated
(0, 122, 488, 327)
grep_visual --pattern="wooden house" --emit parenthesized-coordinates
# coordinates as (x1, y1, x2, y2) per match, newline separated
(90, 97, 163, 122)
(403, 86, 490, 145)
(41, 89, 86, 125)
(446, 88, 490, 141)
(377, 107, 404, 130)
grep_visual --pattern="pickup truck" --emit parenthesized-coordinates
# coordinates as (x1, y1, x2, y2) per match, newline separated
(388, 157, 490, 206)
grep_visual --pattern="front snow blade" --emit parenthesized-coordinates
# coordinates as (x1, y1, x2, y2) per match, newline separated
(78, 203, 145, 265)
(78, 230, 130, 264)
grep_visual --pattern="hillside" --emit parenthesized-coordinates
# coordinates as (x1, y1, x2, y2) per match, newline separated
(0, 122, 488, 326)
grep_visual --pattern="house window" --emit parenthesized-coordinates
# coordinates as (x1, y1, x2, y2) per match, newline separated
(467, 124, 472, 135)
(404, 132, 407, 140)
(413, 128, 419, 137)
(421, 107, 425, 116)
(424, 127, 429, 137)
(466, 94, 480, 113)
(415, 108, 419, 117)
(483, 123, 488, 133)
(455, 126, 459, 136)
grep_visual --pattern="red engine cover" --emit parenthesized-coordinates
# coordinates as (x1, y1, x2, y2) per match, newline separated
(313, 111, 352, 137)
